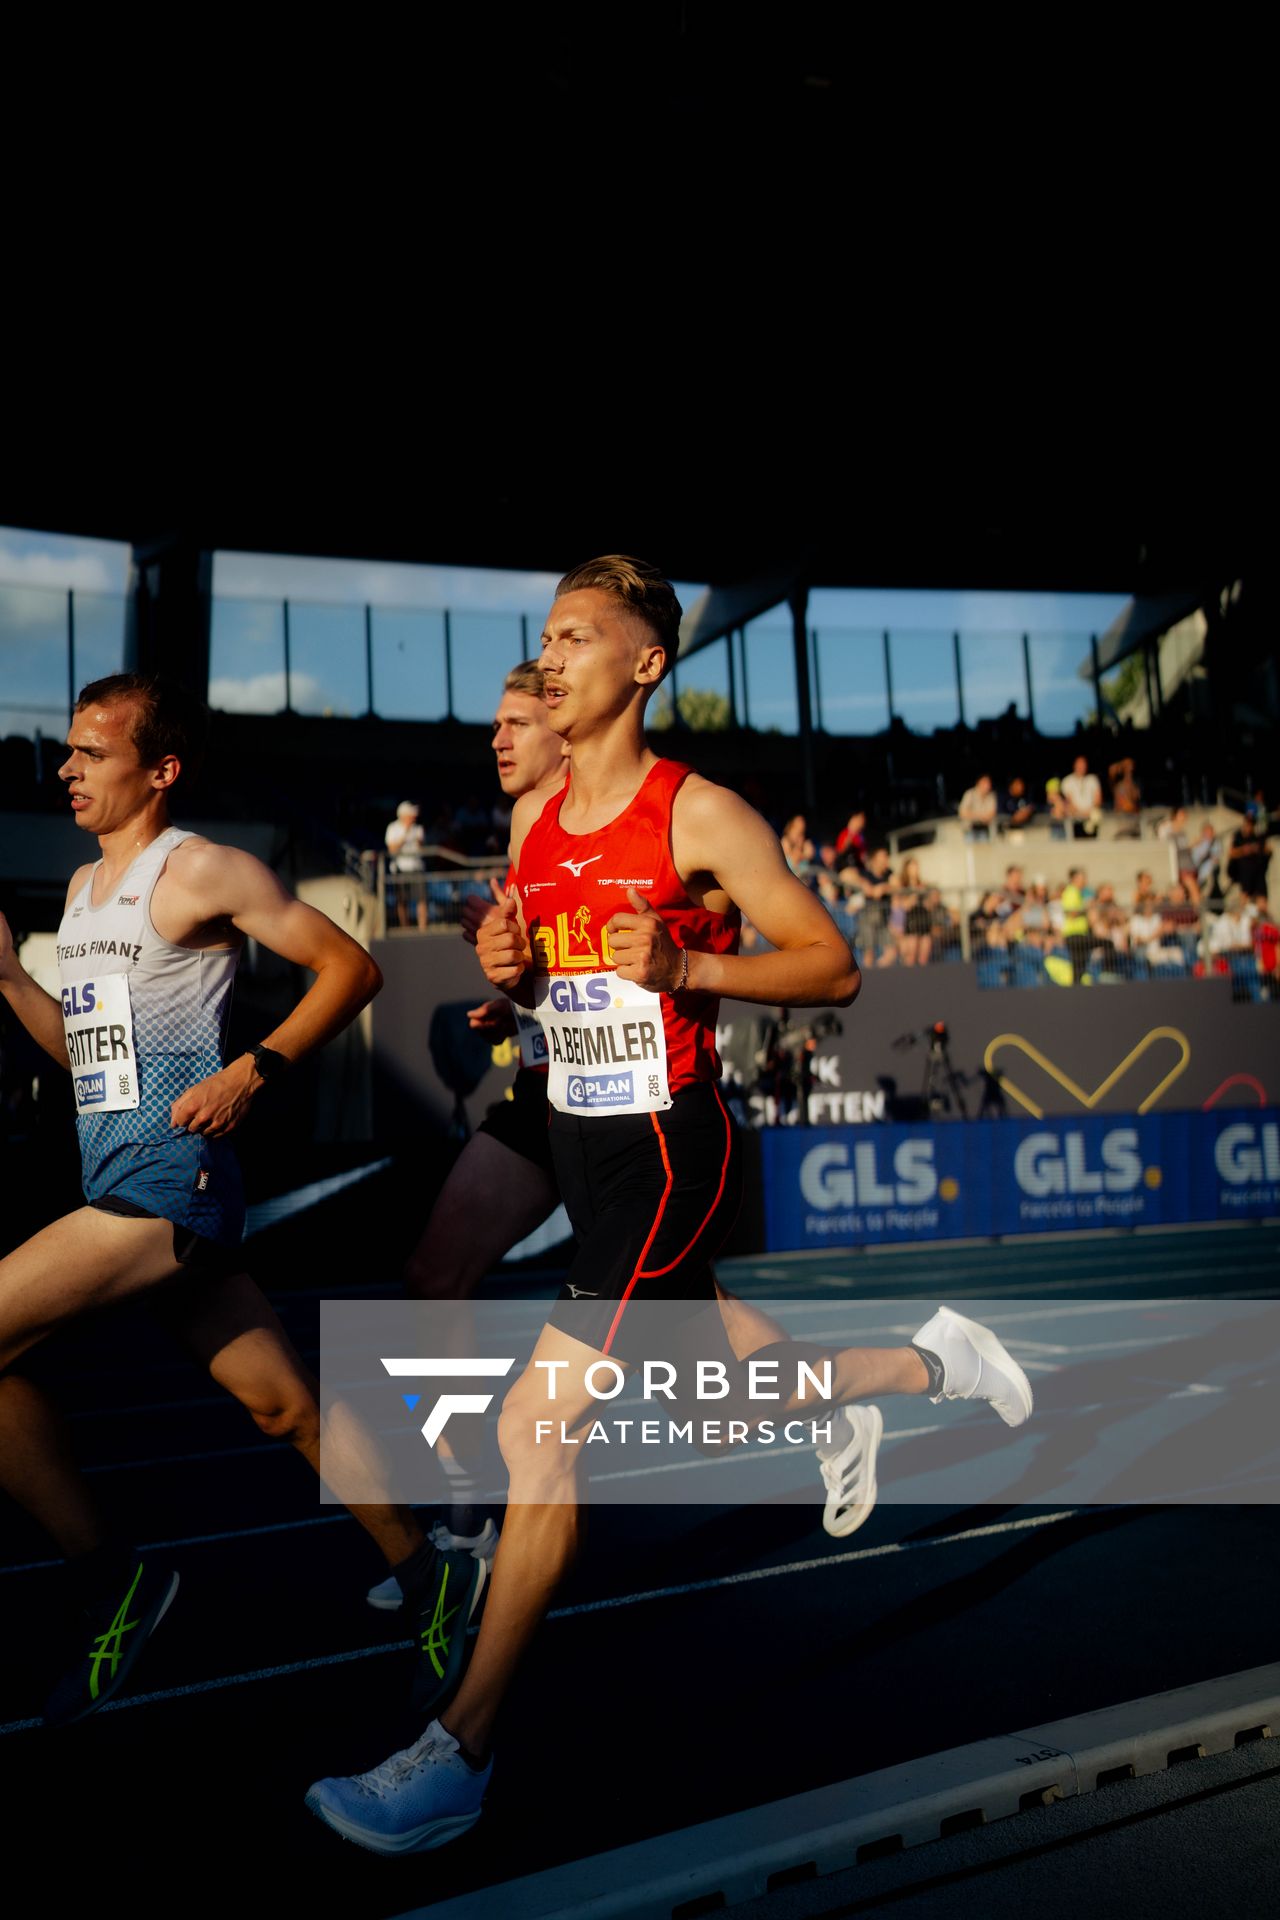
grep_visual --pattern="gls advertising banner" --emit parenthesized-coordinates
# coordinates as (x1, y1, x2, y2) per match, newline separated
(764, 1107, 1280, 1249)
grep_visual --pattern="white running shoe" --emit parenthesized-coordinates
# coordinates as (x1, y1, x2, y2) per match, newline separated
(306, 1718, 491, 1855)
(820, 1403, 884, 1538)
(911, 1306, 1034, 1428)
(365, 1518, 500, 1612)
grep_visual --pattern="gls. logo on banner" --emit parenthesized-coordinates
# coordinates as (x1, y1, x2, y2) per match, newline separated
(1013, 1129, 1143, 1196)
(567, 1072, 634, 1110)
(800, 1140, 937, 1209)
(1215, 1122, 1280, 1185)
(381, 1357, 516, 1444)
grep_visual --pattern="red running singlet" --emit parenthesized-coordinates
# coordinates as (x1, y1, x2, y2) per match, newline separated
(516, 760, 739, 1114)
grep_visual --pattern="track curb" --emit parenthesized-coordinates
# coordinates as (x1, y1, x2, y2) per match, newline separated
(398, 1663, 1279, 1920)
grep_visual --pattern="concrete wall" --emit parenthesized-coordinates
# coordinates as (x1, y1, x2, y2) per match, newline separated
(369, 934, 1280, 1135)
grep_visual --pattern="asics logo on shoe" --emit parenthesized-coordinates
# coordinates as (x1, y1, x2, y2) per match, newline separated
(421, 1565, 463, 1680)
(558, 855, 603, 879)
(88, 1563, 143, 1701)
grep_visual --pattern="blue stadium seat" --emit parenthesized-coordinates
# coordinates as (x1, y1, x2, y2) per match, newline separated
(427, 879, 460, 916)
(1014, 944, 1047, 987)
(976, 952, 1011, 989)
(1227, 952, 1262, 1002)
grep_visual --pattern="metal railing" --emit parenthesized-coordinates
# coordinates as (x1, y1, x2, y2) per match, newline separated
(351, 846, 507, 934)
(362, 858, 1277, 1001)
(765, 883, 1278, 1000)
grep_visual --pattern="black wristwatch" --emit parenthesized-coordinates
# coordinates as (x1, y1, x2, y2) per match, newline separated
(248, 1044, 289, 1081)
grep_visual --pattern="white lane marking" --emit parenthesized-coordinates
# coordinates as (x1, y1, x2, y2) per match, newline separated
(550, 1509, 1083, 1617)
(0, 1509, 1082, 1736)
(749, 1289, 1276, 1319)
(243, 1158, 394, 1234)
(84, 1441, 293, 1474)
(1, 1511, 363, 1576)
(72, 1393, 235, 1422)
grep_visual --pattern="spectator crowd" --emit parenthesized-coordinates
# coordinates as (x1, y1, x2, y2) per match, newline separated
(760, 793, 1275, 997)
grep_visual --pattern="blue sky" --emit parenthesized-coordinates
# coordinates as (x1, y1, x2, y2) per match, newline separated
(1, 525, 1130, 740)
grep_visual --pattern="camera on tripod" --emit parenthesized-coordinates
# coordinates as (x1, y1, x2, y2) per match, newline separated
(891, 1020, 950, 1054)
(751, 1009, 843, 1125)
(769, 1010, 844, 1057)
(890, 1019, 968, 1118)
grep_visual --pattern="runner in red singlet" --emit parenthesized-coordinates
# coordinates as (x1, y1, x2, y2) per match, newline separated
(367, 662, 856, 1620)
(306, 557, 1035, 1855)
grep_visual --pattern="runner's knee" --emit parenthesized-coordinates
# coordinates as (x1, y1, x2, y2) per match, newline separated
(403, 1243, 474, 1300)
(497, 1379, 578, 1486)
(245, 1388, 319, 1446)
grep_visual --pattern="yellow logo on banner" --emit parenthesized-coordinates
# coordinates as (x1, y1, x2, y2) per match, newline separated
(983, 1026, 1191, 1119)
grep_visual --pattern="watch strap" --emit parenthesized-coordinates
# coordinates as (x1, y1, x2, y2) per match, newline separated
(249, 1044, 288, 1080)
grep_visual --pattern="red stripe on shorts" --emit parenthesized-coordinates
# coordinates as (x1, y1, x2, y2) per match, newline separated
(600, 1111, 674, 1356)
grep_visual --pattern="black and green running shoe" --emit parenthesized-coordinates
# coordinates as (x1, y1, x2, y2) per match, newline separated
(43, 1557, 180, 1728)
(406, 1545, 487, 1718)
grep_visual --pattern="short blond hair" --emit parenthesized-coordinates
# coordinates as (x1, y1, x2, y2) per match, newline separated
(503, 661, 545, 698)
(555, 554, 682, 683)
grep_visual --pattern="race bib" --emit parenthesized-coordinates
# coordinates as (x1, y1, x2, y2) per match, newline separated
(533, 970, 671, 1115)
(512, 1002, 549, 1071)
(61, 973, 140, 1114)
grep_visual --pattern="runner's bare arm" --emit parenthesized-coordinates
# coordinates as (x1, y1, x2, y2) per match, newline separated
(160, 842, 383, 1137)
(610, 781, 860, 1008)
(474, 793, 540, 1001)
(0, 865, 98, 1067)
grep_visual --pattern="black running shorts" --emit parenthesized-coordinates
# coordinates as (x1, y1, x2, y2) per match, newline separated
(546, 1080, 743, 1360)
(90, 1193, 242, 1271)
(475, 1068, 555, 1177)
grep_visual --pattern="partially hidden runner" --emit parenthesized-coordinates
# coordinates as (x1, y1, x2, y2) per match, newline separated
(0, 673, 468, 1724)
(306, 558, 1032, 1854)
(369, 662, 875, 1641)
(366, 661, 568, 1614)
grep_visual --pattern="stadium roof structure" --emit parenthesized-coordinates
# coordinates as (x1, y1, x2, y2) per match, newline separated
(0, 471, 1252, 606)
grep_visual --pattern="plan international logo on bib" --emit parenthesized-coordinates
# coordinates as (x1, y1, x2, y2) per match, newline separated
(567, 1072, 634, 1110)
(75, 1071, 108, 1106)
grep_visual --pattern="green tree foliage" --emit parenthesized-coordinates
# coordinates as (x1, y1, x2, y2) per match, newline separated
(648, 686, 732, 732)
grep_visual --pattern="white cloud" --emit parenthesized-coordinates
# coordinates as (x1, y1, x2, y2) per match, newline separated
(0, 550, 119, 631)
(0, 532, 124, 597)
(212, 549, 568, 618)
(208, 671, 323, 713)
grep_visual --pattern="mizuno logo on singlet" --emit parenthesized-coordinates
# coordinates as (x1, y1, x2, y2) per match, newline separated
(558, 854, 604, 879)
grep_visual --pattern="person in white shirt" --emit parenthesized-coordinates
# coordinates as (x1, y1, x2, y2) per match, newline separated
(1208, 890, 1256, 956)
(1060, 756, 1102, 838)
(958, 773, 998, 840)
(385, 799, 428, 930)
